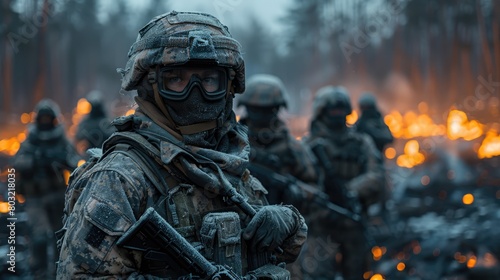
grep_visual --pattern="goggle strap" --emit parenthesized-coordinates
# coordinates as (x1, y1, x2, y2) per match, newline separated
(151, 70, 222, 136)
(178, 119, 218, 135)
(152, 79, 180, 131)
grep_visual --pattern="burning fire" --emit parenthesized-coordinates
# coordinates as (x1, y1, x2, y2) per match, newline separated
(384, 109, 445, 139)
(346, 110, 358, 126)
(446, 110, 483, 141)
(383, 106, 500, 167)
(0, 132, 26, 156)
(68, 98, 92, 138)
(478, 130, 500, 158)
(396, 140, 425, 168)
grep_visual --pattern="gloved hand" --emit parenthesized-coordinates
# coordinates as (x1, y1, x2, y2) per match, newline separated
(242, 205, 299, 253)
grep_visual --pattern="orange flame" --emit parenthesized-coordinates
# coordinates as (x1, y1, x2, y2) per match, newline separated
(478, 130, 500, 158)
(125, 109, 136, 116)
(0, 132, 26, 156)
(346, 110, 358, 126)
(447, 110, 483, 141)
(384, 110, 445, 139)
(396, 140, 425, 168)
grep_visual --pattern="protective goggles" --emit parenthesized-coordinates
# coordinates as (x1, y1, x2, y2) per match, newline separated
(157, 66, 228, 101)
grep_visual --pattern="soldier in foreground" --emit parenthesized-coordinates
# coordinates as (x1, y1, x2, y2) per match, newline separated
(303, 86, 384, 280)
(12, 99, 80, 279)
(57, 11, 307, 279)
(237, 74, 318, 206)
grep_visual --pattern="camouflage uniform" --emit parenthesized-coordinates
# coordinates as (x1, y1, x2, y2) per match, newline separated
(57, 12, 307, 279)
(355, 92, 394, 153)
(238, 74, 318, 205)
(302, 86, 384, 280)
(12, 99, 80, 279)
(355, 92, 394, 217)
(75, 91, 116, 152)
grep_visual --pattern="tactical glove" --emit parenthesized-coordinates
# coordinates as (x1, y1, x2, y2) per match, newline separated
(243, 205, 300, 253)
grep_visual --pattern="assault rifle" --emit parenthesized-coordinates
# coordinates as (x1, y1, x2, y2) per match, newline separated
(117, 208, 290, 280)
(247, 163, 360, 222)
(118, 208, 242, 280)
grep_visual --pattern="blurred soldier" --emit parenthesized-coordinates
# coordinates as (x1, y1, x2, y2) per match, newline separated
(355, 92, 394, 154)
(57, 11, 307, 279)
(12, 99, 80, 279)
(75, 91, 115, 153)
(238, 74, 318, 205)
(303, 86, 384, 280)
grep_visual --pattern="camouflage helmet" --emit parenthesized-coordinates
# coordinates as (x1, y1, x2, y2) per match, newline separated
(34, 99, 61, 122)
(358, 92, 377, 110)
(312, 86, 352, 120)
(237, 74, 288, 108)
(118, 11, 245, 94)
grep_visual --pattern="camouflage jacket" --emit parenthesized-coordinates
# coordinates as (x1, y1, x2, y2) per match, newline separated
(305, 121, 384, 210)
(75, 114, 116, 150)
(12, 124, 80, 197)
(243, 118, 318, 184)
(57, 114, 307, 279)
(355, 109, 393, 153)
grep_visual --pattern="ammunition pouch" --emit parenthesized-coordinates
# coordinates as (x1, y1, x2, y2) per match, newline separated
(200, 212, 243, 276)
(246, 264, 290, 280)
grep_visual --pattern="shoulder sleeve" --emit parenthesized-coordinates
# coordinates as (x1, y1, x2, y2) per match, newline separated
(57, 153, 157, 278)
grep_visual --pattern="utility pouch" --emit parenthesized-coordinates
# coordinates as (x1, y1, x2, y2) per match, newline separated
(246, 264, 291, 280)
(200, 212, 243, 276)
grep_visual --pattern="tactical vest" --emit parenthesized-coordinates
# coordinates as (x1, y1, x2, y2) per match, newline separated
(326, 134, 368, 181)
(59, 116, 287, 279)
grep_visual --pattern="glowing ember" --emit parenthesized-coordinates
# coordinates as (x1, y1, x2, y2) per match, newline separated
(396, 262, 406, 271)
(371, 246, 383, 260)
(125, 109, 136, 116)
(20, 112, 32, 124)
(363, 271, 373, 279)
(447, 110, 483, 141)
(467, 255, 477, 268)
(396, 140, 425, 168)
(384, 147, 396, 159)
(478, 130, 500, 158)
(370, 274, 384, 280)
(462, 193, 474, 205)
(346, 110, 358, 126)
(0, 202, 9, 214)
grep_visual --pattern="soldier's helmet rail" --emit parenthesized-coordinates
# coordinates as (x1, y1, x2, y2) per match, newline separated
(118, 11, 245, 94)
(237, 74, 288, 108)
(312, 85, 352, 119)
(35, 99, 61, 122)
(358, 92, 377, 110)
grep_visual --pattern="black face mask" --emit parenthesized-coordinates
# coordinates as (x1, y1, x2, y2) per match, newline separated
(245, 106, 280, 128)
(321, 107, 348, 130)
(165, 87, 227, 148)
(36, 115, 56, 131)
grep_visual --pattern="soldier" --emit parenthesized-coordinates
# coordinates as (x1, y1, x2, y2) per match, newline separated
(355, 92, 394, 154)
(12, 99, 80, 279)
(57, 11, 307, 279)
(355, 92, 394, 217)
(303, 86, 384, 280)
(75, 90, 116, 153)
(237, 74, 318, 205)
